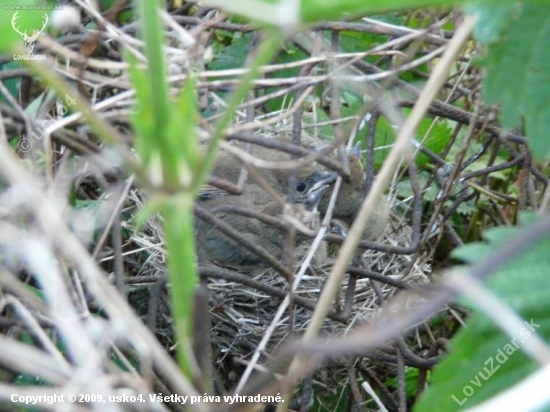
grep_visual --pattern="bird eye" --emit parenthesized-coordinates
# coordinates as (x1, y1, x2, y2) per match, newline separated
(296, 182, 306, 192)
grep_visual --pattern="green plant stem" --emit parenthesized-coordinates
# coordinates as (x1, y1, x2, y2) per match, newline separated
(162, 196, 197, 378)
(135, 0, 199, 378)
(136, 0, 176, 185)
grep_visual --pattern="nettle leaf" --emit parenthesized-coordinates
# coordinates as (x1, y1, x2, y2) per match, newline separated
(303, 108, 334, 141)
(474, 3, 550, 160)
(373, 116, 398, 169)
(415, 213, 550, 411)
(207, 34, 252, 71)
(337, 30, 386, 55)
(466, 3, 515, 45)
(264, 43, 308, 112)
(416, 117, 452, 168)
(396, 171, 439, 203)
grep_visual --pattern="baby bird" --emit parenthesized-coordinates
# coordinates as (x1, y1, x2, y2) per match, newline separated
(197, 138, 389, 267)
(212, 139, 389, 239)
(208, 142, 319, 208)
(197, 178, 330, 267)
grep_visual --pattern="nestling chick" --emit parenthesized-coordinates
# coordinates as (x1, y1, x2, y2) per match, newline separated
(198, 138, 389, 267)
(208, 141, 320, 208)
(197, 179, 329, 267)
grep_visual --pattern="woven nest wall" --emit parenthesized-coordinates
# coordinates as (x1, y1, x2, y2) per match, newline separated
(130, 204, 429, 342)
(205, 214, 428, 353)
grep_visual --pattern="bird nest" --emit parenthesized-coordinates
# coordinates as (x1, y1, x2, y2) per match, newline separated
(206, 212, 429, 354)
(127, 182, 431, 387)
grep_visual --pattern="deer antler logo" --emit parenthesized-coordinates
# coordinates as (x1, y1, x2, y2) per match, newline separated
(11, 11, 49, 54)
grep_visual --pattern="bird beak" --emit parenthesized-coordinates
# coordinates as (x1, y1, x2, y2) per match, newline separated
(303, 184, 329, 212)
(301, 170, 338, 212)
(308, 171, 339, 193)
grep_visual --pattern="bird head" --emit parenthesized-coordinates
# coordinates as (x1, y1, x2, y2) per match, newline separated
(293, 153, 366, 220)
(261, 176, 330, 230)
(295, 170, 338, 202)
(299, 151, 388, 241)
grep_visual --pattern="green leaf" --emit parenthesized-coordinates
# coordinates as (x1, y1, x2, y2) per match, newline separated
(0, 61, 21, 107)
(264, 43, 308, 112)
(386, 367, 425, 398)
(337, 30, 387, 54)
(415, 213, 550, 411)
(466, 3, 515, 44)
(340, 90, 365, 118)
(207, 34, 252, 71)
(397, 170, 439, 203)
(373, 115, 398, 169)
(478, 3, 550, 160)
(303, 108, 334, 141)
(416, 117, 452, 168)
